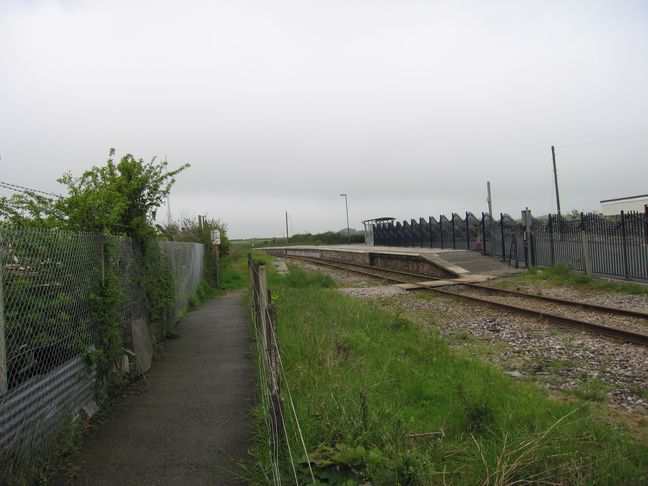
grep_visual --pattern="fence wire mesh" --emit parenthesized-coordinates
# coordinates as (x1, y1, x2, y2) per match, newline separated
(160, 240, 204, 323)
(110, 236, 146, 353)
(248, 257, 315, 485)
(0, 227, 101, 391)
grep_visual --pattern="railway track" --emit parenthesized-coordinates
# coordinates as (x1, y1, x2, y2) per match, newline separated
(282, 254, 648, 346)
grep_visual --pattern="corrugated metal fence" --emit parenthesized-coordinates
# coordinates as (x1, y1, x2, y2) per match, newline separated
(0, 226, 205, 481)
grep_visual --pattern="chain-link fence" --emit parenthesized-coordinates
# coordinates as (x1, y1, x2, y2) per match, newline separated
(0, 226, 206, 483)
(160, 240, 205, 323)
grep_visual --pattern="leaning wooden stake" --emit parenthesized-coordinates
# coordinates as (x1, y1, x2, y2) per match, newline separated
(267, 302, 284, 444)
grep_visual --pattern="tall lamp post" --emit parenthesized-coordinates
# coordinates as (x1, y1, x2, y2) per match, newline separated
(340, 193, 350, 245)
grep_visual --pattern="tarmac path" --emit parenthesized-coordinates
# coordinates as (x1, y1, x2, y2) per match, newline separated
(54, 291, 254, 485)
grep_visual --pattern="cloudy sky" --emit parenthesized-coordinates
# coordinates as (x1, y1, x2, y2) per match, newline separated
(1, 0, 647, 238)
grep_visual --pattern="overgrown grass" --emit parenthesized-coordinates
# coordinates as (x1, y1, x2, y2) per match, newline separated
(503, 263, 648, 294)
(281, 265, 336, 289)
(247, 264, 648, 484)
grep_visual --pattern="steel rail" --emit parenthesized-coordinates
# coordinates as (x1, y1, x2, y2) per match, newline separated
(464, 284, 648, 320)
(281, 254, 648, 346)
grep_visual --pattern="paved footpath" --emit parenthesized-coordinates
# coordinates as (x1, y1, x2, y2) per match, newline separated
(54, 291, 254, 486)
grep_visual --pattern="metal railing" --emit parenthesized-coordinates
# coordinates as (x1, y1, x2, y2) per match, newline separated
(373, 210, 648, 281)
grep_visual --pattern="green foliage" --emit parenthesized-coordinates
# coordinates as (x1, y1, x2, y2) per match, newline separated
(285, 231, 365, 246)
(282, 266, 336, 289)
(219, 249, 249, 289)
(163, 216, 230, 257)
(242, 230, 365, 247)
(0, 151, 227, 484)
(88, 241, 125, 396)
(520, 264, 648, 294)
(57, 150, 189, 238)
(1, 149, 189, 238)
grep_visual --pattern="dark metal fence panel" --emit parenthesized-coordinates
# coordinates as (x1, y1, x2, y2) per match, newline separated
(394, 221, 404, 247)
(429, 216, 441, 248)
(483, 213, 500, 256)
(370, 209, 648, 282)
(451, 213, 463, 249)
(500, 214, 525, 267)
(466, 212, 482, 251)
(582, 213, 622, 277)
(419, 218, 429, 248)
(623, 211, 648, 280)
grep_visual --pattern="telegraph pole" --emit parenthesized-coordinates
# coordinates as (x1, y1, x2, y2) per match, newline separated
(340, 194, 350, 245)
(285, 211, 289, 244)
(551, 146, 562, 218)
(486, 181, 493, 218)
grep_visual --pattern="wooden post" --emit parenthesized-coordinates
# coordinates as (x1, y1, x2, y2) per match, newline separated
(267, 303, 283, 442)
(0, 266, 7, 396)
(258, 265, 268, 344)
(582, 231, 592, 276)
(251, 260, 262, 331)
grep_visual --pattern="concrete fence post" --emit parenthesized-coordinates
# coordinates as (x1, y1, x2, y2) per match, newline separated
(0, 266, 7, 396)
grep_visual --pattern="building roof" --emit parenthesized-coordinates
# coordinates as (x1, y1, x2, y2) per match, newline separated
(600, 194, 648, 204)
(361, 217, 395, 224)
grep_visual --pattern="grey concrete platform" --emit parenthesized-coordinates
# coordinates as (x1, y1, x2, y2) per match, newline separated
(267, 244, 524, 279)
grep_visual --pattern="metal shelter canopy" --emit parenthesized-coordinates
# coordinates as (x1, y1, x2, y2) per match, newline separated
(362, 217, 395, 245)
(362, 217, 395, 225)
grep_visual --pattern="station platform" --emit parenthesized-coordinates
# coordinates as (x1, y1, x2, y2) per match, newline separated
(265, 245, 524, 279)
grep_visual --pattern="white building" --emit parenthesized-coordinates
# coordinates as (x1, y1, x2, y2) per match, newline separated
(600, 194, 648, 216)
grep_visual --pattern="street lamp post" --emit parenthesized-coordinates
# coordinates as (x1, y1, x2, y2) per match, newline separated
(340, 193, 350, 245)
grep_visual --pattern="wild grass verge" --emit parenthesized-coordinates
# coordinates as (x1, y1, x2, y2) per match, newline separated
(501, 263, 648, 294)
(245, 260, 648, 484)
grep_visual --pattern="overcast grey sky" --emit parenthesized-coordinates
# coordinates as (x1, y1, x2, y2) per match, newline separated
(1, 0, 647, 238)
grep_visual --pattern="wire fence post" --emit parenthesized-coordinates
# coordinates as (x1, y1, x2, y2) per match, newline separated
(419, 219, 424, 248)
(266, 301, 284, 448)
(439, 216, 444, 249)
(548, 214, 556, 265)
(0, 266, 7, 396)
(621, 210, 630, 279)
(500, 213, 506, 262)
(258, 265, 269, 344)
(481, 212, 487, 255)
